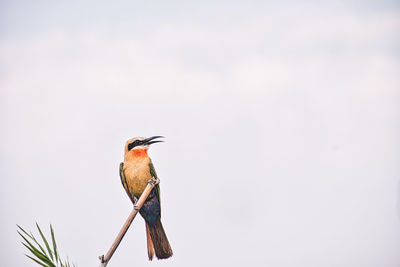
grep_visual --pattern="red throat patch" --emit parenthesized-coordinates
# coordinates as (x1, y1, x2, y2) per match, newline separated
(132, 149, 148, 157)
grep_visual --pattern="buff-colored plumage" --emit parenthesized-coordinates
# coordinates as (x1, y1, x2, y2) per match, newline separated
(123, 149, 152, 198)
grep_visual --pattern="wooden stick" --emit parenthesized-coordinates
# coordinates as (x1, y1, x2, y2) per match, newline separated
(99, 179, 157, 267)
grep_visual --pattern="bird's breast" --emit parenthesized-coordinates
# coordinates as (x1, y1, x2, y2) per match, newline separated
(123, 158, 152, 198)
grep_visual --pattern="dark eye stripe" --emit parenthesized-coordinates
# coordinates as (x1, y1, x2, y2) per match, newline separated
(128, 140, 143, 151)
(128, 142, 136, 151)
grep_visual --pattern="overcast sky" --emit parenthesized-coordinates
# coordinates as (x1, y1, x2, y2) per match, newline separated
(1, 1, 400, 266)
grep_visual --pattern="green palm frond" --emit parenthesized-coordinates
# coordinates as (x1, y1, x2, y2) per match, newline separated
(17, 224, 76, 267)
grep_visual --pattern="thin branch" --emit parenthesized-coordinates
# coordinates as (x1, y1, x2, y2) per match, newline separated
(99, 179, 158, 267)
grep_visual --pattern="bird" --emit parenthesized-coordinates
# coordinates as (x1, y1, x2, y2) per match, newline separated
(119, 136, 173, 260)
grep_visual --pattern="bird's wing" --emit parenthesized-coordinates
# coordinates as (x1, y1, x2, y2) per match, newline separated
(119, 162, 136, 203)
(148, 160, 161, 205)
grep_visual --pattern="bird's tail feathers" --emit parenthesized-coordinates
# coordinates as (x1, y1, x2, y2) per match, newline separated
(148, 218, 173, 260)
(146, 222, 155, 260)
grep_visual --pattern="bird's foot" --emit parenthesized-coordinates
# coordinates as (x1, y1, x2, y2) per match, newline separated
(148, 177, 160, 186)
(133, 197, 140, 210)
(99, 255, 105, 263)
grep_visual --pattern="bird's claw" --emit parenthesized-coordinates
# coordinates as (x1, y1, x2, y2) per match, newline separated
(148, 177, 160, 185)
(99, 255, 105, 263)
(133, 197, 140, 210)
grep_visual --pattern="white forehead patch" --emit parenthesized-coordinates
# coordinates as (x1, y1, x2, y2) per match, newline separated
(132, 144, 149, 150)
(128, 137, 145, 142)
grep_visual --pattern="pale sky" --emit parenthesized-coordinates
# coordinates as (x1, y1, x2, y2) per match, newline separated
(1, 1, 400, 266)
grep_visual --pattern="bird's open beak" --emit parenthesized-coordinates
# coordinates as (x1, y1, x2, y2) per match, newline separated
(143, 136, 164, 145)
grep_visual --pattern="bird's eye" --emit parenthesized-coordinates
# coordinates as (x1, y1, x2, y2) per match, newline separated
(128, 140, 143, 151)
(128, 142, 136, 151)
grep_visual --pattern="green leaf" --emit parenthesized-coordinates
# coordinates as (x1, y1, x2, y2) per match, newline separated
(21, 242, 56, 267)
(25, 254, 51, 267)
(29, 230, 49, 257)
(18, 224, 77, 267)
(50, 224, 59, 263)
(17, 224, 35, 239)
(18, 231, 42, 256)
(36, 223, 54, 261)
(18, 228, 55, 267)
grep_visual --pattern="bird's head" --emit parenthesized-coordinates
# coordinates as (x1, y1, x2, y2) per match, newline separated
(124, 136, 164, 158)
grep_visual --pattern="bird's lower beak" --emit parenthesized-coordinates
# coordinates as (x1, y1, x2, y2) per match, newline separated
(143, 136, 164, 145)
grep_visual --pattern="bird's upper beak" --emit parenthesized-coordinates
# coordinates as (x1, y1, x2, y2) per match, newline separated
(142, 136, 164, 145)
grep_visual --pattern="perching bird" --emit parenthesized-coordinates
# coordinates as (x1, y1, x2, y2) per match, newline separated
(119, 136, 173, 260)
